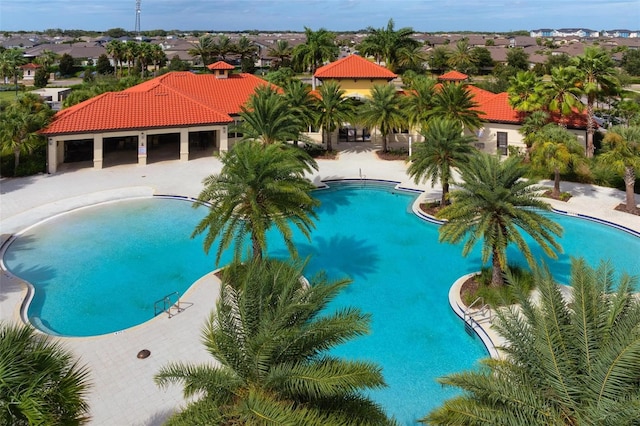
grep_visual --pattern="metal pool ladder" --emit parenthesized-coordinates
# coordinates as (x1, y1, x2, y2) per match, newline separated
(154, 291, 183, 318)
(463, 297, 493, 336)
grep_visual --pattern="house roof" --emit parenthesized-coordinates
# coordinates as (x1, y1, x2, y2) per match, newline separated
(21, 63, 42, 70)
(41, 71, 272, 136)
(314, 54, 397, 80)
(438, 70, 469, 81)
(207, 61, 235, 70)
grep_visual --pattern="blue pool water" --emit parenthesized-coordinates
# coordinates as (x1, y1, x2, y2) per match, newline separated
(4, 182, 639, 424)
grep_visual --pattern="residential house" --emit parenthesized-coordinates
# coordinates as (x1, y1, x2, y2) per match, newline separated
(40, 63, 271, 173)
(20, 63, 42, 82)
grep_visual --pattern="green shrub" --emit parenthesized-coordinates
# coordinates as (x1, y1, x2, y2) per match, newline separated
(0, 145, 47, 177)
(462, 264, 536, 308)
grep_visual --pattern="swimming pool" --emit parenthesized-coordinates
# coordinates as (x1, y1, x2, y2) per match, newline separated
(4, 182, 639, 423)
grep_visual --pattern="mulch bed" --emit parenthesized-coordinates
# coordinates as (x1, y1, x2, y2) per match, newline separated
(375, 150, 408, 161)
(542, 190, 571, 202)
(614, 203, 640, 216)
(420, 203, 443, 216)
(460, 275, 480, 305)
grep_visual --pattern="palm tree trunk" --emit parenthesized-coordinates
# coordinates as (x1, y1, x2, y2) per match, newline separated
(382, 132, 388, 153)
(624, 167, 637, 213)
(586, 100, 595, 158)
(252, 234, 262, 261)
(491, 247, 505, 288)
(441, 180, 449, 207)
(553, 168, 561, 198)
(326, 128, 333, 151)
(13, 148, 20, 176)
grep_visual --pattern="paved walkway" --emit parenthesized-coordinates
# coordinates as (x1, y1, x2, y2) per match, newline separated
(1, 142, 638, 425)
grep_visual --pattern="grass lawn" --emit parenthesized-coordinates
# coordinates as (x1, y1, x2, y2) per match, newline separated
(0, 90, 21, 102)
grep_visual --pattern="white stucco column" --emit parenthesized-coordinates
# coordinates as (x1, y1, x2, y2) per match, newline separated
(47, 138, 58, 173)
(180, 128, 189, 161)
(219, 126, 229, 152)
(137, 132, 147, 166)
(93, 134, 103, 170)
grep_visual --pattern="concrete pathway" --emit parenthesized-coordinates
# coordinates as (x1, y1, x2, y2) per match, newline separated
(1, 141, 638, 425)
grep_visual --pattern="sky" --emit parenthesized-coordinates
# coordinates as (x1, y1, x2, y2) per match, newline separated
(1, 0, 639, 33)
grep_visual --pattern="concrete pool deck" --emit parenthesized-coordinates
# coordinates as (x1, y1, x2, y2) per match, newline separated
(1, 141, 639, 425)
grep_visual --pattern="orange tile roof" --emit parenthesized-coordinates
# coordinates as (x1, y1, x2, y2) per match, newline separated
(438, 70, 468, 81)
(41, 72, 272, 136)
(314, 55, 397, 80)
(207, 61, 235, 70)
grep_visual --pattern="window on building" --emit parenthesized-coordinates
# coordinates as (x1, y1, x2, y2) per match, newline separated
(497, 132, 508, 155)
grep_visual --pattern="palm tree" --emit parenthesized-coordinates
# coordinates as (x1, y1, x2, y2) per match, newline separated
(212, 35, 234, 61)
(235, 35, 258, 72)
(267, 39, 293, 69)
(0, 48, 26, 91)
(0, 322, 91, 425)
(122, 40, 139, 74)
(282, 79, 318, 143)
(404, 76, 438, 137)
(315, 80, 355, 151)
(530, 124, 585, 198)
(188, 34, 216, 66)
(358, 18, 421, 73)
(430, 82, 483, 131)
(518, 110, 550, 160)
(507, 70, 543, 113)
(0, 93, 54, 175)
(292, 27, 339, 74)
(447, 38, 476, 75)
(599, 125, 640, 213)
(105, 40, 125, 77)
(437, 153, 563, 287)
(235, 85, 303, 145)
(149, 43, 166, 76)
(573, 47, 620, 158)
(191, 140, 319, 264)
(408, 118, 475, 207)
(34, 49, 58, 71)
(428, 46, 451, 74)
(424, 258, 640, 425)
(155, 257, 392, 425)
(358, 84, 406, 153)
(538, 66, 584, 126)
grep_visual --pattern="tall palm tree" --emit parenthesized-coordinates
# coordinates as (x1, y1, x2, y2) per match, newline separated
(430, 82, 483, 131)
(149, 43, 166, 76)
(404, 75, 438, 137)
(428, 46, 451, 74)
(447, 38, 476, 75)
(105, 40, 125, 77)
(573, 47, 620, 158)
(424, 258, 640, 426)
(408, 118, 475, 207)
(155, 257, 392, 425)
(0, 47, 26, 90)
(292, 27, 339, 74)
(0, 322, 91, 425)
(0, 93, 54, 175)
(191, 140, 319, 264)
(437, 153, 563, 287)
(267, 39, 293, 69)
(188, 34, 216, 66)
(315, 80, 355, 151)
(212, 35, 234, 61)
(599, 125, 640, 214)
(530, 124, 585, 198)
(282, 79, 318, 143)
(122, 40, 139, 74)
(538, 66, 584, 126)
(358, 84, 406, 153)
(34, 49, 58, 71)
(507, 70, 543, 113)
(358, 18, 421, 73)
(236, 85, 303, 145)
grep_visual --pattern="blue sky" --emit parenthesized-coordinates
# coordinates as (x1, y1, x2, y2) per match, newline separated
(1, 0, 639, 33)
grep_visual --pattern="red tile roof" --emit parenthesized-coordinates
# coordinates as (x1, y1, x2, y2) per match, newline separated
(207, 61, 235, 70)
(41, 72, 272, 136)
(314, 55, 397, 80)
(438, 70, 468, 81)
(21, 63, 42, 69)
